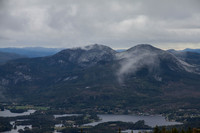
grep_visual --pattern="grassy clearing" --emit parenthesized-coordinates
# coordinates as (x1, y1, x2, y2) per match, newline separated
(7, 105, 50, 110)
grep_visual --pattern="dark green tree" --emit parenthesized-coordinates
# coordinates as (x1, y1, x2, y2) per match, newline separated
(154, 126, 160, 133)
(186, 127, 192, 133)
(118, 128, 121, 133)
(172, 127, 178, 133)
(181, 129, 185, 133)
(162, 127, 166, 133)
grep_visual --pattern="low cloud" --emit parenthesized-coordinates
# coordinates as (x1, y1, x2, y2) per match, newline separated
(116, 47, 160, 83)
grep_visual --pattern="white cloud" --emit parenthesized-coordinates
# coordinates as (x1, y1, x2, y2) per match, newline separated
(0, 0, 200, 49)
(109, 15, 148, 33)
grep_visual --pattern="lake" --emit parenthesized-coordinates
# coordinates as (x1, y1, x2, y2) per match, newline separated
(0, 111, 182, 133)
(0, 109, 35, 117)
(84, 114, 182, 127)
(54, 114, 80, 118)
(122, 129, 152, 133)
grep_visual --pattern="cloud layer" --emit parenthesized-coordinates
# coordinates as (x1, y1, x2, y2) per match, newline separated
(0, 0, 200, 49)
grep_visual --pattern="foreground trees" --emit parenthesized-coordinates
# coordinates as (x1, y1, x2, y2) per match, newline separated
(153, 126, 195, 133)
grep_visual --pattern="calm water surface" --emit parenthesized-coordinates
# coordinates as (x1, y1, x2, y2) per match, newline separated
(84, 114, 182, 127)
(0, 109, 35, 117)
(1, 111, 182, 133)
(54, 114, 80, 118)
(122, 129, 152, 133)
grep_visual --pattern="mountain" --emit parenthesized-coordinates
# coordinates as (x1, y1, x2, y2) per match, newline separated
(117, 44, 199, 80)
(0, 44, 200, 113)
(54, 44, 116, 67)
(0, 51, 26, 64)
(0, 47, 63, 57)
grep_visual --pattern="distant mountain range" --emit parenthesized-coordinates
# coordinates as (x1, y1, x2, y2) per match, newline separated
(182, 48, 200, 53)
(1, 47, 200, 57)
(168, 49, 200, 65)
(0, 44, 200, 113)
(0, 47, 63, 58)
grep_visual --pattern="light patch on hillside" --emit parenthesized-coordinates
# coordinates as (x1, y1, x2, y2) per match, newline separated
(116, 49, 160, 83)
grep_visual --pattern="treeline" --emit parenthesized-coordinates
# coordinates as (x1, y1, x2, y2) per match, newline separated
(59, 126, 200, 133)
(0, 117, 12, 132)
(153, 126, 200, 133)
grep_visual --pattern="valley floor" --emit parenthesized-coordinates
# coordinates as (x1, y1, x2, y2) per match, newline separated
(0, 104, 200, 133)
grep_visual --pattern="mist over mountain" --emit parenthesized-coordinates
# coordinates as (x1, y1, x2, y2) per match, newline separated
(116, 44, 199, 83)
(0, 44, 200, 113)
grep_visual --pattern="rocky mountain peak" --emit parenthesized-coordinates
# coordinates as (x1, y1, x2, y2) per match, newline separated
(54, 44, 116, 66)
(79, 44, 115, 52)
(127, 44, 161, 52)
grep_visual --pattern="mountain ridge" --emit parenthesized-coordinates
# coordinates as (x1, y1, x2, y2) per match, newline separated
(0, 44, 200, 113)
(0, 51, 26, 64)
(0, 47, 63, 57)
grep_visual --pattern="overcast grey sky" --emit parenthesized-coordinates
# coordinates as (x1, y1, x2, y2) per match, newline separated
(0, 0, 200, 49)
